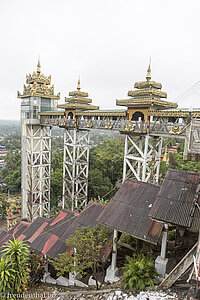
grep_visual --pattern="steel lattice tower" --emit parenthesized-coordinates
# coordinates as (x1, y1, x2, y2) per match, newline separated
(62, 128, 90, 211)
(58, 79, 99, 211)
(18, 60, 60, 221)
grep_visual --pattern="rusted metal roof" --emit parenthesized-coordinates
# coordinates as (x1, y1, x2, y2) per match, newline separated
(0, 205, 112, 260)
(11, 221, 30, 239)
(60, 202, 106, 242)
(149, 169, 200, 228)
(20, 217, 50, 241)
(97, 179, 163, 245)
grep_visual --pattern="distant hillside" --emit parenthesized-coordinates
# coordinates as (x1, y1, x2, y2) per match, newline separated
(0, 120, 21, 136)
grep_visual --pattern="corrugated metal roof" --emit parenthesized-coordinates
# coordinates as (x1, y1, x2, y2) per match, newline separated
(0, 205, 112, 260)
(60, 202, 106, 242)
(149, 169, 200, 228)
(12, 221, 30, 239)
(21, 217, 50, 241)
(97, 179, 163, 245)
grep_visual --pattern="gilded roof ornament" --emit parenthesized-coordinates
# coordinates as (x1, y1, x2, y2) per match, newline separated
(18, 61, 60, 99)
(37, 58, 41, 75)
(146, 64, 151, 81)
(116, 66, 177, 110)
(58, 80, 99, 111)
(77, 78, 81, 91)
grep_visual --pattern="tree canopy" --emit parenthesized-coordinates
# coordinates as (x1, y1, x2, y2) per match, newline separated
(52, 225, 111, 289)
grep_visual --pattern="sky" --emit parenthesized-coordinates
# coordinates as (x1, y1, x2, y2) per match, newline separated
(0, 0, 200, 120)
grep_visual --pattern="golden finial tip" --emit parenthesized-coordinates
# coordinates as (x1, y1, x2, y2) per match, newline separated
(77, 78, 81, 91)
(37, 56, 41, 74)
(146, 63, 151, 81)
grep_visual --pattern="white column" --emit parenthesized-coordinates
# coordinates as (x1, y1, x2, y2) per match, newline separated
(123, 135, 128, 181)
(142, 135, 149, 181)
(156, 137, 162, 183)
(111, 230, 118, 270)
(160, 224, 168, 260)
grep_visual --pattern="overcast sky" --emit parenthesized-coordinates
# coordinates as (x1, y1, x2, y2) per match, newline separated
(1, 0, 200, 120)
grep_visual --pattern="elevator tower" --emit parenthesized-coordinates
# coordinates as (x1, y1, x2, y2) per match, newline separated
(18, 61, 60, 221)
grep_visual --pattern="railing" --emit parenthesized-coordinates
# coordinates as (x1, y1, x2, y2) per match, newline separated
(40, 115, 187, 137)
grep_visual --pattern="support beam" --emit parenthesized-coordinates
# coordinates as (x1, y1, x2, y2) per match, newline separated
(62, 128, 90, 211)
(123, 134, 162, 183)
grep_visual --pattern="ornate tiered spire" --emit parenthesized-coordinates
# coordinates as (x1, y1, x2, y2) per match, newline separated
(18, 60, 60, 99)
(58, 78, 99, 111)
(116, 64, 177, 109)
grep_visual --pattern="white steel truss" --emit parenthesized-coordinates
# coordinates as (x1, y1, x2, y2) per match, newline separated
(24, 125, 51, 221)
(62, 128, 90, 211)
(123, 134, 162, 183)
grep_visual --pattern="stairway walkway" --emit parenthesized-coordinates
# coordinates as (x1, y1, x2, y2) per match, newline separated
(159, 242, 197, 288)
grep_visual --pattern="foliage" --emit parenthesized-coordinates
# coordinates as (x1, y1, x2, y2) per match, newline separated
(51, 150, 63, 171)
(0, 257, 15, 295)
(50, 150, 63, 206)
(88, 169, 112, 199)
(0, 193, 9, 219)
(1, 238, 30, 293)
(89, 137, 124, 186)
(120, 233, 137, 248)
(1, 152, 21, 193)
(121, 254, 158, 291)
(52, 225, 111, 290)
(160, 151, 200, 183)
(88, 137, 124, 199)
(168, 229, 176, 241)
(51, 168, 63, 206)
(28, 251, 47, 286)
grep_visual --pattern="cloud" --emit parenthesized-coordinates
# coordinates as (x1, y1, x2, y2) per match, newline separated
(0, 0, 200, 119)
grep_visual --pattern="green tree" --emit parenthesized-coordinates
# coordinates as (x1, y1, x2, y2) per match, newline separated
(2, 152, 21, 178)
(160, 151, 200, 183)
(1, 152, 21, 193)
(0, 193, 9, 219)
(1, 238, 30, 293)
(50, 168, 63, 206)
(50, 150, 63, 206)
(88, 169, 112, 199)
(4, 169, 21, 193)
(52, 225, 111, 290)
(51, 150, 63, 171)
(89, 137, 124, 186)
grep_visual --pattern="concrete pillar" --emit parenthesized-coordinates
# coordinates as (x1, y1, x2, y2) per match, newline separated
(68, 272, 75, 286)
(105, 230, 119, 283)
(155, 224, 169, 278)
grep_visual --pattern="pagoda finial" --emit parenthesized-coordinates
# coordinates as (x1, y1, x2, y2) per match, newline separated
(146, 64, 151, 81)
(77, 77, 81, 91)
(37, 56, 41, 75)
(146, 58, 151, 81)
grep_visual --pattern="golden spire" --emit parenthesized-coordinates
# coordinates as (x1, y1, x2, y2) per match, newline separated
(37, 57, 41, 75)
(77, 77, 81, 91)
(146, 63, 151, 81)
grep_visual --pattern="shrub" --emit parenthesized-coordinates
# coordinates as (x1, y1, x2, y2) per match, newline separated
(0, 257, 15, 295)
(121, 254, 158, 291)
(1, 238, 29, 293)
(168, 229, 176, 241)
(29, 251, 47, 286)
